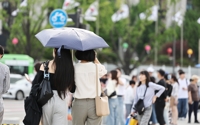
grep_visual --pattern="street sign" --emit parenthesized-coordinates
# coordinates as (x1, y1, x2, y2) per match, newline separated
(49, 9, 68, 28)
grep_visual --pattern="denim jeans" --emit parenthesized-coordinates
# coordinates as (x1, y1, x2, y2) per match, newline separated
(117, 96, 125, 125)
(164, 102, 170, 125)
(149, 104, 157, 124)
(107, 98, 119, 125)
(177, 98, 188, 118)
(125, 104, 132, 118)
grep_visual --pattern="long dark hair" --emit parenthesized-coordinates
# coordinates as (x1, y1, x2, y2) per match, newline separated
(110, 70, 119, 85)
(53, 48, 75, 99)
(171, 74, 179, 85)
(138, 70, 150, 87)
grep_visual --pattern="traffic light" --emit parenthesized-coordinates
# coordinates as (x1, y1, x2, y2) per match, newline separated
(2, 1, 11, 15)
(68, 8, 81, 28)
(68, 8, 88, 29)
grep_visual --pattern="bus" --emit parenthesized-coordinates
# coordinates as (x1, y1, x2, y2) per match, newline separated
(0, 54, 34, 75)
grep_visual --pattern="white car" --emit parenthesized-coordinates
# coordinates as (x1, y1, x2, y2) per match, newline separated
(3, 74, 32, 100)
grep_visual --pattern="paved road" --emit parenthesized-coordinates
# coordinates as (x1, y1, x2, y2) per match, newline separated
(2, 99, 199, 125)
(3, 99, 24, 125)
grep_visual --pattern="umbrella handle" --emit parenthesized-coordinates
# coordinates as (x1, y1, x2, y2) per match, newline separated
(57, 45, 64, 58)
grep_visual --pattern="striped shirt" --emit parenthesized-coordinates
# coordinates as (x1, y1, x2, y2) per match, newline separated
(0, 62, 10, 96)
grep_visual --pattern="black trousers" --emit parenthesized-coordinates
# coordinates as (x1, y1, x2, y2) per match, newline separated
(155, 99, 165, 125)
(188, 101, 199, 122)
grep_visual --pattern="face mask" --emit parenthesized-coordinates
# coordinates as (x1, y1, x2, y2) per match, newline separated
(167, 75, 171, 80)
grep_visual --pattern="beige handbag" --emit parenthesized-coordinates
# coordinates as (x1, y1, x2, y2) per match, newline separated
(95, 64, 110, 116)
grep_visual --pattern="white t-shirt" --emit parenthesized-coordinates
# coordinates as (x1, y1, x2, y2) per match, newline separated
(178, 78, 189, 99)
(106, 79, 117, 98)
(73, 62, 107, 99)
(116, 77, 126, 96)
(171, 82, 179, 97)
(124, 86, 135, 104)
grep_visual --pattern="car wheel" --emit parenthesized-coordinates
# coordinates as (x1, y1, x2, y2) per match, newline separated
(15, 91, 24, 100)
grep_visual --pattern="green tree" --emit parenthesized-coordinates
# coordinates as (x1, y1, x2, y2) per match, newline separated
(79, 0, 174, 74)
(178, 0, 200, 63)
(0, 0, 62, 59)
(96, 0, 154, 74)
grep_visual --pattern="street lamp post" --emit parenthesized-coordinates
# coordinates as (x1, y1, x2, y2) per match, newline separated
(145, 45, 151, 54)
(197, 18, 200, 64)
(180, 22, 184, 67)
(167, 47, 173, 56)
(199, 39, 200, 64)
(187, 49, 193, 58)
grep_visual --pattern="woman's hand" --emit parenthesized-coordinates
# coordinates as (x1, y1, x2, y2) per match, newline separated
(189, 99, 193, 104)
(130, 112, 135, 117)
(152, 95, 157, 103)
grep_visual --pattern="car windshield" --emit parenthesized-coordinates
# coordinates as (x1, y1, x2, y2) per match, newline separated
(10, 78, 23, 84)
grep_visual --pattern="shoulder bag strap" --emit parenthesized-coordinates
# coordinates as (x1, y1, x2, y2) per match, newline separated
(95, 64, 99, 97)
(143, 86, 148, 97)
(95, 64, 105, 97)
(43, 61, 50, 80)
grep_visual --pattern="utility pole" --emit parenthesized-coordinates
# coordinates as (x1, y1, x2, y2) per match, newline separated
(199, 39, 200, 64)
(0, 2, 2, 35)
(172, 2, 176, 74)
(95, 0, 100, 35)
(180, 22, 183, 67)
(154, 0, 158, 66)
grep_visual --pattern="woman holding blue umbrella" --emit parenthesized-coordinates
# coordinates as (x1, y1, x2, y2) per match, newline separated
(72, 50, 107, 125)
(33, 48, 75, 125)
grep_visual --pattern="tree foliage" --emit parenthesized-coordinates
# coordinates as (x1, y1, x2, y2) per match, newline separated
(1, 0, 200, 74)
(1, 0, 62, 59)
(174, 0, 200, 64)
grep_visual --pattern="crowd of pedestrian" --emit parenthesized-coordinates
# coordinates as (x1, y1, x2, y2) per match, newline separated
(0, 44, 200, 125)
(100, 67, 200, 125)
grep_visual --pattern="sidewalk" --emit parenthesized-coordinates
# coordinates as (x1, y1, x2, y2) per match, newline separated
(19, 112, 200, 125)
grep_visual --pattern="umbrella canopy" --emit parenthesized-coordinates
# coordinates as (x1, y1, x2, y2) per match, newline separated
(35, 28, 109, 51)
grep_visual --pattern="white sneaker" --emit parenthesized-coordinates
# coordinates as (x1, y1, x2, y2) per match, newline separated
(181, 117, 185, 121)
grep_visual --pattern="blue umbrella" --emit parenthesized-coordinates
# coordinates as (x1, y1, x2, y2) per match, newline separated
(35, 28, 109, 51)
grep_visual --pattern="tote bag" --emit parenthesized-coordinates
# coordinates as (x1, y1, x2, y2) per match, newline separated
(95, 64, 110, 116)
(37, 61, 53, 106)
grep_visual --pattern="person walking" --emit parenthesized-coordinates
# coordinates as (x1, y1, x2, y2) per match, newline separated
(106, 70, 119, 125)
(177, 70, 189, 120)
(72, 50, 107, 125)
(27, 62, 41, 84)
(188, 75, 200, 123)
(116, 68, 126, 125)
(0, 45, 10, 124)
(132, 75, 137, 83)
(163, 74, 173, 125)
(131, 71, 165, 125)
(170, 75, 179, 125)
(155, 69, 167, 125)
(124, 80, 136, 118)
(33, 48, 75, 125)
(147, 67, 158, 125)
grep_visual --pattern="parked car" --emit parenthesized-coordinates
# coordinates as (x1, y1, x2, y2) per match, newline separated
(3, 74, 32, 100)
